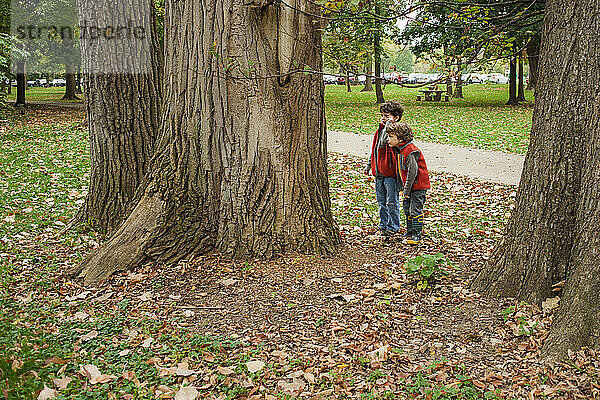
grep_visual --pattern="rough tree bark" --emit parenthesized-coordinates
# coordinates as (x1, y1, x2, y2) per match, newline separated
(62, 62, 80, 100)
(71, 0, 340, 283)
(71, 0, 162, 234)
(471, 0, 600, 360)
(506, 56, 519, 104)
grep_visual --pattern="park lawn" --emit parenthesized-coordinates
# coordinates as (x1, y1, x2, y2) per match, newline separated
(1, 107, 598, 400)
(325, 83, 534, 154)
(6, 87, 84, 102)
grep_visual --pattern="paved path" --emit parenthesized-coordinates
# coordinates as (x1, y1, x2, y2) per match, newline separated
(328, 130, 524, 186)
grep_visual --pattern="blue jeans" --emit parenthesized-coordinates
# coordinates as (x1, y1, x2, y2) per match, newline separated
(375, 175, 400, 232)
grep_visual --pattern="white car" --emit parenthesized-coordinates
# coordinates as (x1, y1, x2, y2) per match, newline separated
(322, 75, 337, 84)
(484, 73, 509, 84)
(50, 78, 66, 87)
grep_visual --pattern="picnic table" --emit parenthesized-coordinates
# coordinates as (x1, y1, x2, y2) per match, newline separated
(416, 89, 449, 102)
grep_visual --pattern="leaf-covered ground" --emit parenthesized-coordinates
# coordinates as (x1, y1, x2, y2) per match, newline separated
(325, 84, 533, 154)
(1, 106, 599, 400)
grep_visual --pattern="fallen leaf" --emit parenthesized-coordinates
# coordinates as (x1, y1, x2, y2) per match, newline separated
(217, 366, 234, 375)
(52, 377, 72, 390)
(11, 359, 24, 372)
(37, 385, 57, 400)
(367, 345, 389, 362)
(80, 330, 98, 342)
(246, 360, 265, 373)
(174, 386, 198, 400)
(73, 311, 88, 320)
(45, 357, 67, 365)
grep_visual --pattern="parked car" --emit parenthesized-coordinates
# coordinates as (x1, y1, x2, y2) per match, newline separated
(322, 75, 338, 85)
(483, 73, 509, 84)
(50, 78, 66, 87)
(27, 80, 37, 87)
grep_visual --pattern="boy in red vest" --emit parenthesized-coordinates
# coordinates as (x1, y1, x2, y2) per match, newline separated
(363, 101, 404, 236)
(386, 122, 431, 244)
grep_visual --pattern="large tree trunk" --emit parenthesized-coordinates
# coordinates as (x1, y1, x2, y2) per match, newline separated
(517, 50, 526, 101)
(71, 0, 162, 234)
(15, 61, 25, 106)
(526, 38, 539, 90)
(71, 0, 340, 284)
(506, 56, 519, 104)
(374, 32, 384, 103)
(361, 63, 373, 92)
(471, 0, 600, 361)
(62, 62, 80, 100)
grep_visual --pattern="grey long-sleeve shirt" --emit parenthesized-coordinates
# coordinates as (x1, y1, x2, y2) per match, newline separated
(402, 152, 419, 197)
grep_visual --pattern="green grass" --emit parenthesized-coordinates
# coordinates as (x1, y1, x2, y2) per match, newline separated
(325, 83, 534, 154)
(6, 87, 84, 102)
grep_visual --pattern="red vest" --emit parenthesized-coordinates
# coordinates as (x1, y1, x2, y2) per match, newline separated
(397, 142, 431, 190)
(369, 124, 397, 177)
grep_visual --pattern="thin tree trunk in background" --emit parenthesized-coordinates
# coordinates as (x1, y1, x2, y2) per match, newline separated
(76, 65, 83, 94)
(517, 50, 526, 101)
(345, 69, 351, 92)
(446, 74, 452, 96)
(361, 63, 373, 92)
(506, 56, 519, 104)
(453, 61, 463, 99)
(62, 62, 80, 100)
(71, 0, 162, 235)
(526, 39, 539, 90)
(15, 61, 25, 106)
(471, 0, 600, 360)
(374, 32, 384, 103)
(71, 0, 340, 284)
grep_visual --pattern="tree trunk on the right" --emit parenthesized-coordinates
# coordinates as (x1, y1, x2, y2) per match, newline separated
(506, 56, 519, 104)
(71, 0, 161, 235)
(471, 0, 600, 361)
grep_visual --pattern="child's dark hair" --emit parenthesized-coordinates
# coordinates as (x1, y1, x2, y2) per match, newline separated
(387, 122, 414, 143)
(379, 101, 404, 120)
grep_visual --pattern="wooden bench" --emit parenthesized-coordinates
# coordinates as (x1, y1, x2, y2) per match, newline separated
(416, 95, 423, 101)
